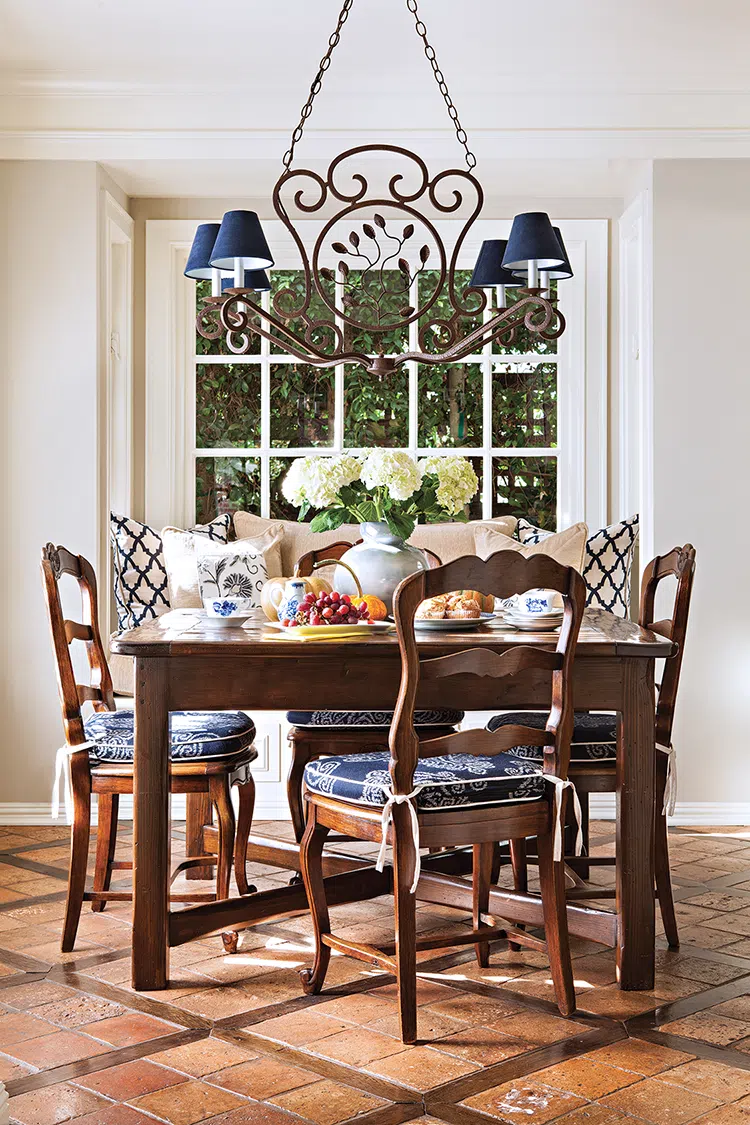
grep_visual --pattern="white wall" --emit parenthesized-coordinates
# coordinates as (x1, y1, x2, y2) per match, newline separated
(651, 160, 750, 807)
(0, 161, 101, 805)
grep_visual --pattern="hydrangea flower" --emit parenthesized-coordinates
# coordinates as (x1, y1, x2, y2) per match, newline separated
(282, 454, 362, 508)
(420, 455, 479, 516)
(361, 450, 422, 501)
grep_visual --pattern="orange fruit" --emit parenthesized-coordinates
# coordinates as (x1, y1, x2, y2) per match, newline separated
(352, 594, 388, 621)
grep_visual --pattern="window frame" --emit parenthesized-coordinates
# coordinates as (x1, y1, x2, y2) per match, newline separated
(145, 217, 607, 532)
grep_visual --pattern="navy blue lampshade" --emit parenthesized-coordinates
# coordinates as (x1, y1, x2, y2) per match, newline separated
(184, 223, 221, 279)
(210, 210, 274, 270)
(502, 213, 565, 272)
(470, 240, 525, 288)
(544, 227, 573, 279)
(222, 269, 271, 293)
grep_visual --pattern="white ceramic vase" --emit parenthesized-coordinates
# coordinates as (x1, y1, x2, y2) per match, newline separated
(335, 521, 429, 612)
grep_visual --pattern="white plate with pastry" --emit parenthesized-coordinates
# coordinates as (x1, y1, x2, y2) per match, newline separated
(412, 611, 497, 631)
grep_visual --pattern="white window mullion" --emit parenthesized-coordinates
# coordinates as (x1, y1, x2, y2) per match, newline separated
(334, 267, 345, 452)
(482, 295, 493, 519)
(408, 276, 419, 455)
(260, 288, 271, 518)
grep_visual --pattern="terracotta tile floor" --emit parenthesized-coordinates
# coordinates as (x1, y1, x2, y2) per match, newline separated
(2, 822, 750, 1124)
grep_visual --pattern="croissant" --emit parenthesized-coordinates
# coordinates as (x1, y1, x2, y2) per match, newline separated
(415, 596, 448, 620)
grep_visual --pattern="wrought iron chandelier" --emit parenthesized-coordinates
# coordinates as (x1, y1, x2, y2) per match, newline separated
(186, 0, 572, 379)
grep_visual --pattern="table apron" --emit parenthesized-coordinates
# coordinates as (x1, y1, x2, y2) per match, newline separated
(164, 654, 630, 712)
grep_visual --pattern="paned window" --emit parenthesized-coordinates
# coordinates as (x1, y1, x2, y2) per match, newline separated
(194, 265, 560, 529)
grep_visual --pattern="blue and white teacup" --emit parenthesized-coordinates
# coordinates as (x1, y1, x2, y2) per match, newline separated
(518, 588, 558, 616)
(203, 597, 254, 626)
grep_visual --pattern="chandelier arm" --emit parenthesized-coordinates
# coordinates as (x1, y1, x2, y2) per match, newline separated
(399, 296, 558, 365)
(212, 295, 370, 368)
(405, 0, 477, 171)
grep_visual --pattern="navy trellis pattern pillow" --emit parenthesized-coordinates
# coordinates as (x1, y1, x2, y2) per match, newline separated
(517, 515, 639, 617)
(110, 512, 231, 631)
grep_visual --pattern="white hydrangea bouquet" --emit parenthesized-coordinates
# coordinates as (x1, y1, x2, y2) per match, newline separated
(282, 450, 479, 541)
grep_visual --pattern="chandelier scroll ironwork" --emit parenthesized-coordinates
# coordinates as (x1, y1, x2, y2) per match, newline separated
(192, 0, 567, 379)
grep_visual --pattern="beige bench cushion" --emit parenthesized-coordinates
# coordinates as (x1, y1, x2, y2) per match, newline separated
(232, 511, 517, 575)
(474, 522, 588, 572)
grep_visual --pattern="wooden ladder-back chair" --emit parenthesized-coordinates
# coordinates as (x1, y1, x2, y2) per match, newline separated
(501, 544, 696, 949)
(287, 539, 454, 843)
(299, 552, 586, 1043)
(41, 543, 258, 952)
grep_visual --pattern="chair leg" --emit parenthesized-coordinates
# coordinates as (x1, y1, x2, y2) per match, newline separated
(209, 775, 236, 902)
(287, 736, 313, 843)
(473, 842, 493, 968)
(392, 803, 418, 1045)
(233, 774, 256, 896)
(508, 838, 528, 952)
(62, 751, 92, 952)
(185, 792, 214, 880)
(577, 790, 590, 881)
(299, 802, 331, 995)
(655, 754, 679, 948)
(92, 793, 119, 912)
(537, 829, 575, 1017)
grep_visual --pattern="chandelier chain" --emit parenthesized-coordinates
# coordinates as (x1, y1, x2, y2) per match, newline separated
(282, 0, 355, 172)
(404, 0, 477, 171)
(282, 0, 477, 172)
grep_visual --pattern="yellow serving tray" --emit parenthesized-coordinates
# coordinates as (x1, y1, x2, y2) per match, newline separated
(264, 621, 390, 640)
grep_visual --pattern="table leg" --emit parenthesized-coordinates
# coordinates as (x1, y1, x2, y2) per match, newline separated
(616, 658, 656, 990)
(133, 657, 171, 990)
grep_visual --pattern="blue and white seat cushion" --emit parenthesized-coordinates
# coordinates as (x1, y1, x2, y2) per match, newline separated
(516, 515, 639, 618)
(110, 512, 231, 631)
(287, 709, 464, 729)
(486, 711, 616, 762)
(303, 750, 544, 810)
(83, 710, 257, 763)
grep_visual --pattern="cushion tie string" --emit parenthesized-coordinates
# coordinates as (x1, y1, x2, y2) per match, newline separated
(546, 775, 583, 862)
(375, 787, 425, 894)
(52, 742, 96, 822)
(657, 743, 677, 817)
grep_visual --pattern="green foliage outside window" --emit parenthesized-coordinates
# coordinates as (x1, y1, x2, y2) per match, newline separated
(194, 266, 559, 530)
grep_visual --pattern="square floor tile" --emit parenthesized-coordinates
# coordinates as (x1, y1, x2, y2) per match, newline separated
(600, 1076, 721, 1124)
(269, 1077, 387, 1125)
(463, 1077, 587, 1123)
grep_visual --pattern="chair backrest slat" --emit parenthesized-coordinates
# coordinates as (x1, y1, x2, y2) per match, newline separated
(41, 544, 115, 747)
(389, 551, 586, 795)
(639, 544, 696, 748)
(418, 725, 554, 760)
(419, 646, 562, 682)
(65, 620, 94, 644)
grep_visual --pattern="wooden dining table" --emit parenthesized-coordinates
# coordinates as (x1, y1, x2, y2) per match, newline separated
(111, 607, 673, 994)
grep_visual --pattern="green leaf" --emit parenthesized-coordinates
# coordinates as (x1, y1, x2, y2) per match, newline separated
(387, 510, 416, 541)
(310, 508, 349, 533)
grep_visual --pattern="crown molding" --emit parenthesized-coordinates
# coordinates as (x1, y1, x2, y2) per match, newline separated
(4, 127, 750, 162)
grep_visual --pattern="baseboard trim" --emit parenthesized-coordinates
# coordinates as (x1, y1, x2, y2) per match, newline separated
(589, 795, 750, 827)
(0, 798, 292, 827)
(1, 799, 748, 829)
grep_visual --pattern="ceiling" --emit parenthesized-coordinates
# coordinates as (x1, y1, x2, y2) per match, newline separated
(2, 0, 750, 195)
(2, 0, 749, 99)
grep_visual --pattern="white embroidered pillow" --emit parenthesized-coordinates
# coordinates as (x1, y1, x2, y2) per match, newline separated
(162, 526, 280, 609)
(194, 539, 269, 612)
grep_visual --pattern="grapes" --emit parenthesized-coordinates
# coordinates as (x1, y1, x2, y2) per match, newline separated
(280, 589, 375, 628)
